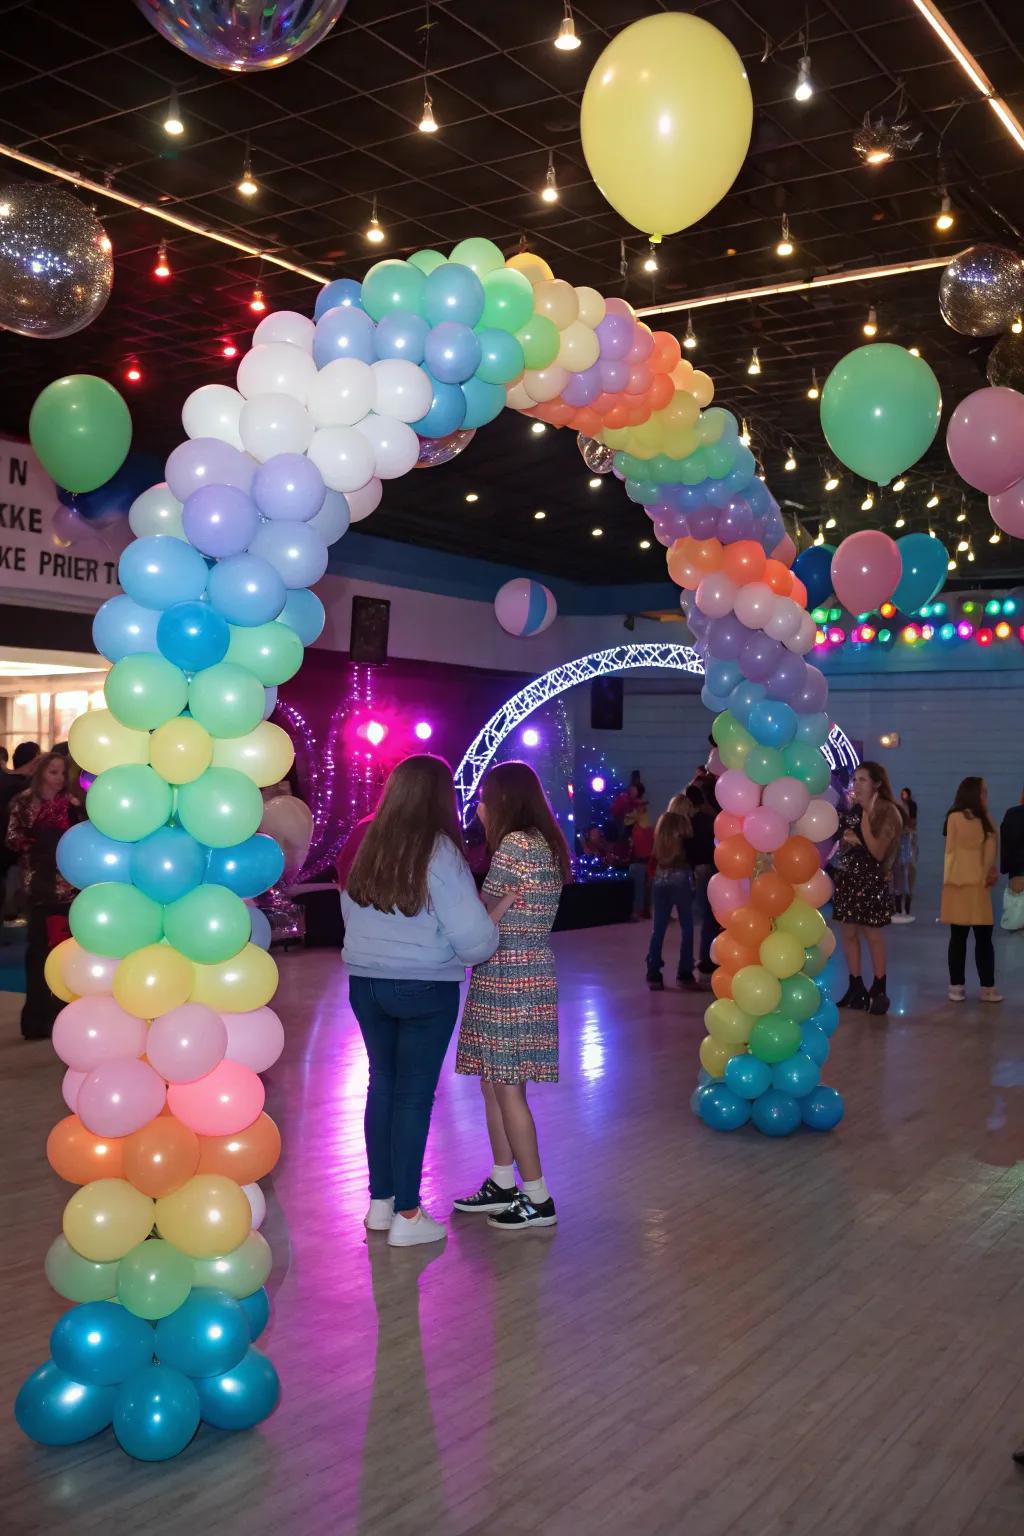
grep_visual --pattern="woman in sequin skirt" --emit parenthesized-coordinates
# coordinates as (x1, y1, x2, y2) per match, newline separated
(454, 761, 571, 1231)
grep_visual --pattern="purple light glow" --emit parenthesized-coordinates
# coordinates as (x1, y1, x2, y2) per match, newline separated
(521, 727, 540, 748)
(591, 775, 606, 793)
(957, 621, 973, 639)
(414, 720, 433, 741)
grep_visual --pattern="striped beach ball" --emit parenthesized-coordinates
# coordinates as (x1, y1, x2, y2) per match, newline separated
(494, 578, 557, 636)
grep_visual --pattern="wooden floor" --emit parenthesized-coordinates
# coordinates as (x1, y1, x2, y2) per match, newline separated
(1, 917, 1023, 1536)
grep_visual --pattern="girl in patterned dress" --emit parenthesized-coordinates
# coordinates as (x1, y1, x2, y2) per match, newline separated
(454, 761, 571, 1231)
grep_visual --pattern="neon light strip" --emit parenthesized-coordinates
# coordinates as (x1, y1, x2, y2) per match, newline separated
(635, 257, 949, 319)
(910, 0, 1024, 153)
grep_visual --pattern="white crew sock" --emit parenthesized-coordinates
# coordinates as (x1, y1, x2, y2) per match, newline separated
(522, 1175, 550, 1205)
(491, 1163, 516, 1190)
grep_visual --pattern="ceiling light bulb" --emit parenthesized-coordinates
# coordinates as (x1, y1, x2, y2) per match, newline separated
(892, 476, 906, 492)
(989, 529, 1001, 543)
(866, 147, 892, 166)
(419, 91, 438, 133)
(221, 341, 238, 359)
(894, 515, 906, 528)
(956, 508, 967, 522)
(926, 489, 939, 508)
(794, 53, 813, 102)
(591, 527, 603, 537)
(967, 546, 975, 562)
(807, 369, 819, 400)
(908, 345, 921, 357)
(683, 314, 697, 350)
(928, 526, 937, 539)
(947, 558, 957, 571)
(825, 473, 839, 491)
(249, 286, 266, 314)
(740, 419, 751, 447)
(588, 477, 601, 489)
(554, 3, 581, 50)
(863, 304, 878, 337)
(533, 509, 546, 520)
(639, 539, 652, 549)
(237, 159, 258, 197)
(747, 347, 761, 375)
(643, 243, 659, 273)
(153, 241, 171, 279)
(541, 152, 559, 203)
(957, 537, 969, 552)
(862, 492, 875, 511)
(163, 91, 184, 136)
(825, 515, 837, 529)
(814, 527, 825, 546)
(935, 191, 954, 232)
(784, 448, 796, 471)
(125, 364, 142, 383)
(530, 421, 546, 435)
(776, 215, 794, 257)
(464, 492, 478, 503)
(1013, 316, 1023, 335)
(365, 197, 385, 243)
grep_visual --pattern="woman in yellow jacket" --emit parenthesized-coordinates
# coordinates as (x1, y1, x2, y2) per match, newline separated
(941, 777, 1002, 1003)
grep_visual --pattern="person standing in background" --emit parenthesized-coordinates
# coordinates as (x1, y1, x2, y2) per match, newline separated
(833, 762, 904, 1016)
(645, 797, 697, 991)
(1000, 787, 1024, 917)
(684, 780, 718, 984)
(942, 776, 1001, 1003)
(891, 786, 918, 923)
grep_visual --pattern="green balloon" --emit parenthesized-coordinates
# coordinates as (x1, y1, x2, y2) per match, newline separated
(745, 745, 786, 786)
(803, 944, 828, 978)
(779, 972, 821, 1023)
(408, 249, 447, 276)
(704, 437, 739, 478)
(479, 267, 534, 333)
(749, 1013, 802, 1063)
(782, 741, 829, 794)
(192, 1232, 271, 1298)
(70, 881, 163, 958)
(475, 328, 524, 386)
(105, 654, 188, 732)
(176, 766, 264, 848)
(118, 1239, 192, 1321)
(711, 710, 740, 747)
(226, 623, 303, 688)
(45, 1235, 118, 1303)
(87, 764, 173, 842)
(679, 447, 709, 485)
(29, 374, 132, 494)
(515, 313, 560, 370)
(188, 662, 265, 739)
(361, 259, 426, 321)
(449, 237, 505, 277)
(164, 883, 251, 964)
(820, 343, 941, 484)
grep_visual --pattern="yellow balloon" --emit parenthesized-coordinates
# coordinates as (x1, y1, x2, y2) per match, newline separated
(690, 371, 715, 408)
(68, 709, 149, 775)
(557, 320, 600, 372)
(114, 943, 194, 1019)
(818, 928, 837, 959)
(63, 1178, 155, 1262)
(533, 279, 578, 330)
(45, 939, 77, 1003)
(705, 998, 754, 1045)
(580, 13, 753, 238)
(575, 285, 606, 328)
(190, 944, 278, 1012)
(505, 251, 553, 285)
(150, 716, 214, 785)
(759, 930, 806, 980)
(699, 1035, 743, 1079)
(210, 721, 295, 787)
(155, 1174, 252, 1259)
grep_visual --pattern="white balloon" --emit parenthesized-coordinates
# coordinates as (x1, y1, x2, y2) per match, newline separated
(575, 285, 606, 328)
(182, 384, 244, 449)
(128, 482, 186, 541)
(695, 572, 736, 618)
(355, 415, 419, 480)
(307, 358, 376, 428)
(523, 365, 569, 404)
(307, 425, 376, 494)
(346, 478, 382, 524)
(237, 342, 317, 405)
(242, 1182, 266, 1231)
(309, 488, 351, 544)
(252, 310, 315, 352)
(371, 359, 432, 423)
(506, 380, 534, 411)
(764, 594, 803, 642)
(793, 798, 840, 841)
(785, 611, 817, 654)
(733, 581, 775, 630)
(239, 393, 314, 462)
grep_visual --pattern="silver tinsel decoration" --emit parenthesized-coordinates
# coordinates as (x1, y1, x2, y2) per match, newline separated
(939, 244, 1024, 338)
(0, 184, 113, 339)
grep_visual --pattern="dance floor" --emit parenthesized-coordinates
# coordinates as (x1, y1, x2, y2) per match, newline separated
(1, 919, 1022, 1536)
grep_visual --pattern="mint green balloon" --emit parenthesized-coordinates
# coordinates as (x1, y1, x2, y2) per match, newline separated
(820, 343, 941, 484)
(779, 972, 820, 1023)
(515, 314, 560, 369)
(188, 662, 265, 739)
(45, 1235, 119, 1304)
(449, 237, 505, 277)
(118, 1239, 192, 1321)
(679, 446, 710, 485)
(480, 267, 534, 333)
(782, 741, 830, 794)
(164, 883, 251, 964)
(408, 249, 447, 276)
(29, 374, 132, 493)
(745, 745, 786, 786)
(105, 654, 188, 731)
(361, 259, 426, 322)
(176, 766, 264, 848)
(70, 881, 163, 957)
(711, 711, 741, 747)
(87, 765, 173, 842)
(225, 623, 303, 688)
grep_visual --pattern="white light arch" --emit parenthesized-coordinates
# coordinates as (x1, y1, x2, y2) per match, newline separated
(454, 642, 859, 822)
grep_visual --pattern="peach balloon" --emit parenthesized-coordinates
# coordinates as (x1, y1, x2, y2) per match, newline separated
(62, 943, 119, 998)
(52, 996, 147, 1073)
(196, 1112, 281, 1183)
(221, 1006, 285, 1074)
(796, 870, 834, 907)
(122, 1114, 201, 1198)
(649, 373, 674, 410)
(712, 934, 759, 974)
(725, 905, 773, 950)
(168, 1059, 265, 1137)
(721, 540, 767, 586)
(690, 370, 714, 407)
(46, 1115, 124, 1185)
(714, 834, 756, 880)
(789, 576, 808, 608)
(750, 870, 795, 917)
(667, 536, 723, 590)
(154, 1173, 252, 1260)
(774, 835, 821, 886)
(762, 559, 794, 596)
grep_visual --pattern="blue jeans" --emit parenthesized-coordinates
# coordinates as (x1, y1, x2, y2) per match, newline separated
(349, 976, 460, 1212)
(646, 873, 695, 980)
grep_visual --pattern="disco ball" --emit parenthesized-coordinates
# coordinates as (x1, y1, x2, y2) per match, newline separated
(986, 328, 1024, 391)
(938, 244, 1024, 338)
(414, 429, 476, 468)
(0, 184, 113, 339)
(577, 433, 615, 474)
(134, 0, 348, 72)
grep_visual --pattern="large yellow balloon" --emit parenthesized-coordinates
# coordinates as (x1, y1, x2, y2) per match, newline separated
(580, 13, 753, 238)
(150, 716, 213, 785)
(155, 1174, 252, 1259)
(190, 944, 278, 1012)
(210, 721, 294, 787)
(63, 1178, 155, 1262)
(505, 251, 553, 285)
(68, 709, 149, 775)
(699, 1035, 743, 1079)
(114, 943, 194, 1019)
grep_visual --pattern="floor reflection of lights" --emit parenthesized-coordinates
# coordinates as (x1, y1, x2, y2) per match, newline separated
(579, 1012, 605, 1081)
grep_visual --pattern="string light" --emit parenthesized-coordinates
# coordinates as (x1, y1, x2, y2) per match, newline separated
(163, 91, 184, 136)
(863, 304, 878, 337)
(956, 536, 969, 553)
(740, 419, 751, 447)
(861, 492, 875, 511)
(365, 196, 385, 244)
(639, 539, 651, 549)
(1013, 316, 1023, 334)
(935, 190, 955, 231)
(825, 471, 840, 491)
(825, 515, 837, 530)
(892, 476, 906, 491)
(643, 243, 659, 273)
(554, 1, 581, 49)
(776, 214, 794, 257)
(683, 313, 697, 350)
(948, 556, 957, 571)
(967, 541, 976, 562)
(807, 369, 819, 400)
(541, 151, 559, 203)
(419, 88, 438, 133)
(784, 447, 797, 471)
(794, 50, 813, 102)
(152, 241, 171, 279)
(956, 501, 967, 522)
(588, 478, 601, 489)
(747, 347, 761, 375)
(926, 487, 940, 508)
(989, 529, 1002, 543)
(249, 286, 267, 314)
(908, 345, 921, 357)
(237, 150, 258, 197)
(814, 526, 825, 546)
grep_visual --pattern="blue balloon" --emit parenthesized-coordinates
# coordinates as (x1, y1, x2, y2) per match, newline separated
(130, 827, 207, 905)
(411, 373, 467, 438)
(705, 659, 742, 697)
(793, 545, 836, 611)
(277, 589, 325, 647)
(724, 1053, 773, 1099)
(801, 1085, 844, 1131)
(154, 1290, 250, 1380)
(424, 321, 482, 385)
(795, 711, 830, 747)
(249, 521, 328, 590)
(249, 906, 272, 950)
(312, 305, 376, 368)
(207, 554, 286, 626)
(112, 1364, 200, 1462)
(206, 835, 284, 899)
(698, 1082, 752, 1132)
(314, 277, 363, 320)
(118, 536, 208, 611)
(893, 531, 948, 614)
(689, 1086, 705, 1116)
(422, 262, 485, 328)
(799, 1022, 831, 1065)
(57, 822, 133, 889)
(92, 594, 160, 662)
(751, 1088, 802, 1137)
(697, 1068, 714, 1086)
(728, 680, 767, 729)
(15, 1360, 116, 1446)
(59, 452, 163, 522)
(194, 1347, 280, 1431)
(748, 698, 798, 750)
(52, 1301, 154, 1387)
(156, 601, 230, 673)
(238, 1287, 270, 1342)
(701, 684, 732, 714)
(808, 998, 840, 1037)
(263, 686, 278, 720)
(374, 309, 430, 363)
(772, 1050, 821, 1097)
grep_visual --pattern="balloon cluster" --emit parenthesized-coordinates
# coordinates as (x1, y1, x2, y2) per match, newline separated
(947, 385, 1024, 541)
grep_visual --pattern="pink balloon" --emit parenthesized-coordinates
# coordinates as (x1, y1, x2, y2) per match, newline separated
(742, 807, 788, 854)
(946, 386, 1024, 494)
(695, 571, 737, 618)
(764, 595, 803, 643)
(989, 479, 1024, 538)
(627, 322, 655, 363)
(771, 533, 797, 568)
(62, 1068, 87, 1113)
(714, 810, 744, 842)
(77, 1058, 166, 1137)
(793, 799, 840, 842)
(795, 869, 834, 907)
(785, 611, 817, 655)
(762, 776, 810, 823)
(706, 747, 724, 776)
(62, 945, 119, 997)
(221, 1007, 285, 1074)
(716, 769, 761, 816)
(733, 582, 775, 630)
(147, 1003, 228, 1084)
(52, 997, 148, 1073)
(168, 1059, 265, 1137)
(818, 927, 837, 958)
(830, 530, 902, 615)
(707, 873, 749, 918)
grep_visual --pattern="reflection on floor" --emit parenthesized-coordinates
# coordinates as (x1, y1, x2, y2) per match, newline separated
(1, 918, 1022, 1535)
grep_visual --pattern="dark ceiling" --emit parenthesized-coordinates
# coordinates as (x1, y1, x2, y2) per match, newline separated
(1, 0, 1023, 584)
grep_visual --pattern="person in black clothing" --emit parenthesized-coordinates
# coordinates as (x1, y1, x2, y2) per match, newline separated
(0, 741, 41, 922)
(1001, 786, 1024, 893)
(685, 779, 719, 981)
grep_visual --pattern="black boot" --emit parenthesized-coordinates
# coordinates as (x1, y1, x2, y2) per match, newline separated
(646, 970, 664, 991)
(837, 976, 869, 1010)
(868, 975, 889, 1015)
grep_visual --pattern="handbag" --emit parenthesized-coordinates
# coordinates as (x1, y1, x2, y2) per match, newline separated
(1000, 886, 1024, 932)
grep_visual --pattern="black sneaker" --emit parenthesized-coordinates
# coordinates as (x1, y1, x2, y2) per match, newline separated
(868, 984, 889, 1016)
(647, 973, 664, 991)
(452, 1177, 518, 1214)
(487, 1191, 557, 1230)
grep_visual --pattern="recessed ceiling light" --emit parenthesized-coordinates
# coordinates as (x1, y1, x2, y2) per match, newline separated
(465, 492, 478, 503)
(531, 422, 546, 435)
(533, 510, 546, 520)
(588, 477, 601, 489)
(591, 527, 603, 537)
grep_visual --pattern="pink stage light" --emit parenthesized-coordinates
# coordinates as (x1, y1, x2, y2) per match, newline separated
(414, 721, 433, 741)
(365, 720, 386, 746)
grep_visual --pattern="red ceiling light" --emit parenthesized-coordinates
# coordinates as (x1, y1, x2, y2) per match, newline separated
(124, 364, 143, 383)
(221, 340, 238, 359)
(152, 241, 171, 279)
(249, 286, 266, 314)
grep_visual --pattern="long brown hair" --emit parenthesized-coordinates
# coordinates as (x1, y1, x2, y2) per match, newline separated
(945, 776, 995, 838)
(347, 754, 464, 915)
(25, 751, 67, 801)
(856, 760, 898, 835)
(480, 761, 571, 884)
(653, 807, 692, 867)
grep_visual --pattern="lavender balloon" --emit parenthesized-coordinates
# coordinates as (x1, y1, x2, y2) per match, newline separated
(313, 305, 376, 369)
(252, 453, 326, 523)
(792, 664, 829, 715)
(689, 505, 719, 540)
(166, 438, 255, 503)
(595, 310, 633, 360)
(599, 359, 630, 392)
(739, 631, 783, 683)
(562, 366, 601, 408)
(707, 615, 746, 661)
(765, 652, 807, 703)
(717, 498, 756, 542)
(182, 484, 258, 558)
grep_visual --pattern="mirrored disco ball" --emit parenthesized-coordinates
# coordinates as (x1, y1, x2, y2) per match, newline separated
(938, 243, 1024, 338)
(0, 184, 113, 339)
(134, 0, 349, 71)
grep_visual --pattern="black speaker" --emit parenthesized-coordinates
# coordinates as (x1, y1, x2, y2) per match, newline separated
(349, 595, 390, 663)
(590, 676, 623, 730)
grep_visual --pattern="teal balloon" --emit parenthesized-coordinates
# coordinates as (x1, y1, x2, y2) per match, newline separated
(154, 1290, 250, 1379)
(87, 765, 173, 842)
(15, 1360, 115, 1446)
(163, 884, 251, 964)
(698, 1082, 751, 1132)
(771, 1050, 820, 1098)
(782, 741, 830, 794)
(800, 1021, 831, 1064)
(460, 376, 505, 429)
(408, 248, 447, 276)
(422, 262, 485, 328)
(801, 1085, 844, 1131)
(188, 662, 265, 738)
(474, 327, 524, 386)
(69, 882, 163, 957)
(744, 744, 786, 785)
(238, 1287, 270, 1341)
(176, 767, 264, 848)
(751, 1088, 802, 1137)
(130, 826, 206, 904)
(112, 1364, 200, 1462)
(193, 1346, 280, 1430)
(724, 1054, 773, 1099)
(105, 653, 188, 731)
(360, 260, 426, 322)
(794, 712, 830, 748)
(820, 343, 941, 483)
(892, 532, 948, 613)
(51, 1300, 154, 1387)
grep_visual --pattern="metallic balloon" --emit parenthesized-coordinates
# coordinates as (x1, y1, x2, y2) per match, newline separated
(414, 429, 476, 469)
(134, 0, 349, 71)
(577, 433, 614, 475)
(986, 329, 1024, 391)
(938, 244, 1024, 338)
(0, 185, 113, 339)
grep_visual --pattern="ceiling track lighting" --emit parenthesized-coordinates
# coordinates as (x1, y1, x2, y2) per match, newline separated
(554, 1, 581, 50)
(784, 447, 797, 471)
(683, 313, 697, 350)
(365, 195, 385, 243)
(794, 48, 813, 102)
(910, 0, 1024, 155)
(862, 303, 878, 337)
(249, 286, 266, 314)
(643, 242, 659, 274)
(747, 347, 761, 375)
(776, 214, 794, 257)
(807, 368, 819, 400)
(634, 255, 949, 321)
(237, 142, 258, 197)
(541, 150, 559, 203)
(152, 240, 171, 279)
(934, 188, 954, 231)
(163, 89, 183, 137)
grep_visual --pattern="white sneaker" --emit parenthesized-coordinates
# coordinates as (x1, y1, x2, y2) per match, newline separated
(388, 1209, 447, 1248)
(891, 913, 907, 924)
(980, 987, 1004, 1004)
(903, 914, 916, 924)
(948, 984, 966, 1002)
(365, 1198, 395, 1231)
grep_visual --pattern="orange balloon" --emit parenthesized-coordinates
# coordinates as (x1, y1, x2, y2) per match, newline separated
(715, 834, 756, 879)
(667, 536, 723, 590)
(774, 836, 821, 886)
(576, 408, 602, 437)
(649, 372, 674, 409)
(711, 968, 733, 1000)
(593, 392, 617, 416)
(651, 331, 682, 374)
(712, 933, 759, 973)
(714, 810, 744, 841)
(725, 904, 774, 949)
(196, 1112, 281, 1183)
(750, 869, 795, 917)
(762, 559, 794, 596)
(123, 1114, 201, 1199)
(721, 540, 767, 587)
(789, 576, 808, 608)
(606, 404, 630, 429)
(47, 1116, 124, 1185)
